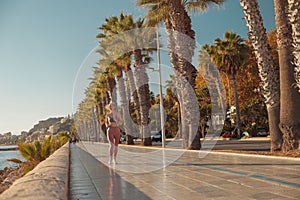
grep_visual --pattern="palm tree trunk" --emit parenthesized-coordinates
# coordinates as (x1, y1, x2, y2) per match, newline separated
(287, 0, 300, 91)
(124, 70, 135, 144)
(107, 77, 117, 104)
(176, 101, 182, 139)
(83, 120, 88, 141)
(240, 0, 282, 151)
(232, 75, 242, 137)
(164, 19, 189, 147)
(117, 71, 134, 145)
(96, 103, 105, 142)
(167, 0, 200, 149)
(101, 92, 109, 142)
(126, 68, 141, 139)
(274, 0, 300, 151)
(91, 107, 98, 142)
(133, 49, 152, 146)
(267, 106, 282, 149)
(128, 70, 140, 119)
(95, 103, 101, 125)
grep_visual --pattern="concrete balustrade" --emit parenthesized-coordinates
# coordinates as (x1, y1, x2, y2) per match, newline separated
(0, 142, 70, 200)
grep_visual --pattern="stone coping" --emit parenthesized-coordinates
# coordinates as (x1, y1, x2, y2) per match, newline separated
(0, 142, 70, 200)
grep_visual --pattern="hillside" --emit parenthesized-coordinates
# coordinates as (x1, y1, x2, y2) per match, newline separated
(28, 117, 63, 134)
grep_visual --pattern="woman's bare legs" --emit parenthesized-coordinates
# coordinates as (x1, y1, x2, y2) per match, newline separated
(107, 129, 114, 163)
(107, 127, 120, 164)
(113, 130, 120, 163)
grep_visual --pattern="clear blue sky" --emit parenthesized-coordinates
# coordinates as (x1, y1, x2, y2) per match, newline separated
(0, 0, 275, 135)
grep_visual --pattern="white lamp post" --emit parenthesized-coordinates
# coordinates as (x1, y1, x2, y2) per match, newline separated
(148, 26, 165, 148)
(156, 25, 165, 148)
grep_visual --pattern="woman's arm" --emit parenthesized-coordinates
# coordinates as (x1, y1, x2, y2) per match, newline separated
(105, 116, 109, 128)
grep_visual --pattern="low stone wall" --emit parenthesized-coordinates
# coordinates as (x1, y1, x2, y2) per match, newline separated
(0, 142, 70, 200)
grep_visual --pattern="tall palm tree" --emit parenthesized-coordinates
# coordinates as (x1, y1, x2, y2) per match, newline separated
(75, 99, 92, 141)
(274, 0, 300, 151)
(90, 68, 110, 124)
(98, 14, 135, 145)
(114, 55, 136, 144)
(80, 85, 102, 141)
(137, 0, 224, 149)
(204, 31, 248, 138)
(240, 0, 282, 151)
(83, 85, 99, 141)
(98, 49, 135, 143)
(97, 14, 155, 145)
(124, 19, 156, 145)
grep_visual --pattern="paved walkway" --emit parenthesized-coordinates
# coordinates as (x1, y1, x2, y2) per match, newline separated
(69, 142, 300, 200)
(69, 143, 151, 200)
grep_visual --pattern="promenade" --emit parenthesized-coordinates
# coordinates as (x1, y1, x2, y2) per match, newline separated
(69, 142, 300, 200)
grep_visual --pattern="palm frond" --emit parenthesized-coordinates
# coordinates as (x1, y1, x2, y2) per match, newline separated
(186, 0, 225, 14)
(7, 158, 23, 164)
(41, 136, 52, 160)
(137, 0, 161, 7)
(18, 143, 35, 161)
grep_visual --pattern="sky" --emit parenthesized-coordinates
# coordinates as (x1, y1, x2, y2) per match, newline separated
(0, 0, 275, 135)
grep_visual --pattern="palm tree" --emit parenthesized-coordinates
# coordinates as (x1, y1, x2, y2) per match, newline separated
(90, 69, 110, 142)
(239, 0, 282, 151)
(137, 0, 224, 149)
(91, 86, 105, 142)
(75, 97, 95, 141)
(97, 14, 135, 144)
(82, 85, 98, 141)
(125, 19, 156, 145)
(114, 56, 136, 145)
(97, 63, 133, 144)
(97, 14, 156, 145)
(94, 75, 110, 114)
(204, 31, 248, 138)
(98, 15, 142, 137)
(274, 0, 300, 151)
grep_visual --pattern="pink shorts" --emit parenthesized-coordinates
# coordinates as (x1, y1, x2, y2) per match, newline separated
(107, 127, 120, 145)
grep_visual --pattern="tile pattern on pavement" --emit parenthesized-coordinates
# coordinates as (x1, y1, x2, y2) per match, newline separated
(69, 142, 300, 200)
(69, 143, 151, 200)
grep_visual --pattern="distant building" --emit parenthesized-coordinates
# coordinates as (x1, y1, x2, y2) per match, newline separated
(21, 131, 28, 137)
(25, 130, 50, 143)
(3, 132, 12, 137)
(48, 123, 60, 134)
(60, 117, 67, 124)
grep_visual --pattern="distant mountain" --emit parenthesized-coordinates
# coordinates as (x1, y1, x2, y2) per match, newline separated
(0, 117, 74, 144)
(28, 117, 63, 134)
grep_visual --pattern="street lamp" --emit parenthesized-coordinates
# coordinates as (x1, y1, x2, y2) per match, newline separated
(146, 64, 165, 148)
(157, 26, 166, 148)
(148, 25, 165, 148)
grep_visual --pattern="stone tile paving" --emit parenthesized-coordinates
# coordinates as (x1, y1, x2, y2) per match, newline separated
(69, 142, 300, 200)
(69, 143, 151, 200)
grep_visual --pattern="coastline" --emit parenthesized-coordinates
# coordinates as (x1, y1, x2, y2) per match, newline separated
(0, 147, 19, 151)
(0, 145, 24, 194)
(0, 147, 22, 170)
(0, 166, 24, 194)
(0, 145, 18, 151)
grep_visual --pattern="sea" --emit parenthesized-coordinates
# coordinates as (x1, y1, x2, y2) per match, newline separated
(0, 145, 24, 170)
